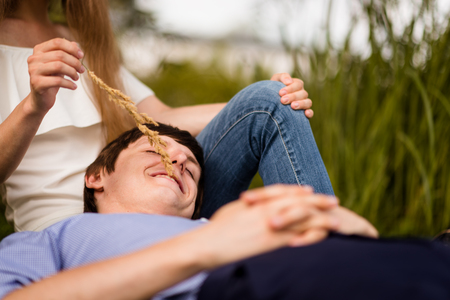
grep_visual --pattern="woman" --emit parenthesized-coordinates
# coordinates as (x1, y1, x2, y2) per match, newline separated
(0, 0, 324, 231)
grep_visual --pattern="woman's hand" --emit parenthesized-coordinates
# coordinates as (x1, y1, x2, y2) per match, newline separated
(27, 38, 85, 114)
(270, 73, 313, 118)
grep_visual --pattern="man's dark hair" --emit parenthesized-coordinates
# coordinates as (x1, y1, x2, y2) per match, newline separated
(83, 123, 204, 219)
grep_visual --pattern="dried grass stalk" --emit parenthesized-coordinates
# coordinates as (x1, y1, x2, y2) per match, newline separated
(86, 69, 175, 177)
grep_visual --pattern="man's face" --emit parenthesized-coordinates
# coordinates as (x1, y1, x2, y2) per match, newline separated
(98, 135, 201, 218)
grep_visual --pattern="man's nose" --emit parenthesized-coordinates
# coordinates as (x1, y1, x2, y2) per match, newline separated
(171, 152, 187, 172)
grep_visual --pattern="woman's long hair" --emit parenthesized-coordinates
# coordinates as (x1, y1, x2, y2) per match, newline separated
(0, 0, 18, 23)
(0, 0, 135, 143)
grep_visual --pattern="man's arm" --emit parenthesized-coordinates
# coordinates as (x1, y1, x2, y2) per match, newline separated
(4, 187, 339, 300)
(4, 228, 211, 300)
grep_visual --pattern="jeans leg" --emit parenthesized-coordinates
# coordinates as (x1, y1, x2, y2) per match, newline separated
(197, 80, 334, 218)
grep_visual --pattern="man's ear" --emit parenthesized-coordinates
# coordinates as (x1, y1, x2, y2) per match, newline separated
(85, 172, 104, 192)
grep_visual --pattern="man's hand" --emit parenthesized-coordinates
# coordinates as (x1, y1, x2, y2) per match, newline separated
(241, 184, 378, 240)
(328, 206, 379, 238)
(240, 185, 340, 246)
(270, 73, 313, 118)
(200, 185, 340, 268)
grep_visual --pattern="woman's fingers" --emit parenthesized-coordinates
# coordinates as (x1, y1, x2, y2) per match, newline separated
(39, 61, 80, 81)
(304, 109, 314, 118)
(271, 74, 315, 118)
(270, 72, 293, 85)
(280, 78, 308, 98)
(39, 50, 85, 73)
(31, 76, 77, 93)
(28, 38, 86, 94)
(34, 38, 84, 60)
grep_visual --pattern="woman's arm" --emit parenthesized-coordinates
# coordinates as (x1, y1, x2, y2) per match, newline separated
(0, 95, 47, 183)
(136, 95, 225, 137)
(0, 38, 84, 183)
(137, 74, 313, 137)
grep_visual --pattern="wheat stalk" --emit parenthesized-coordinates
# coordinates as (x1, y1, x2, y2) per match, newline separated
(83, 64, 175, 178)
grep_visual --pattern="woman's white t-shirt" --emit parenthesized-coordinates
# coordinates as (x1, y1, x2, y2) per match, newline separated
(0, 44, 154, 232)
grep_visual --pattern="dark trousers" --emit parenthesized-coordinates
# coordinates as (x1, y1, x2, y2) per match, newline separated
(198, 235, 450, 300)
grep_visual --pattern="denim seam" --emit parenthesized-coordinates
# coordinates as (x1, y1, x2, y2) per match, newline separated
(204, 110, 301, 186)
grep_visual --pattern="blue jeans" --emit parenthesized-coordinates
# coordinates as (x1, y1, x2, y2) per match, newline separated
(197, 81, 334, 218)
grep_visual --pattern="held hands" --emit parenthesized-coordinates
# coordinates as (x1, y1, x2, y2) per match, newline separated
(241, 185, 339, 247)
(241, 185, 379, 242)
(197, 184, 378, 269)
(204, 185, 341, 267)
(27, 38, 85, 114)
(271, 73, 313, 118)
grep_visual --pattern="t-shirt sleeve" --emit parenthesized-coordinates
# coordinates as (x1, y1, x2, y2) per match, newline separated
(120, 67, 154, 105)
(0, 232, 60, 299)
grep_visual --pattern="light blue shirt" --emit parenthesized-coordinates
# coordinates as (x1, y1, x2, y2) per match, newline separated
(0, 213, 209, 300)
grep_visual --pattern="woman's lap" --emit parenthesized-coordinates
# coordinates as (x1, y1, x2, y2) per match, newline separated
(196, 80, 334, 218)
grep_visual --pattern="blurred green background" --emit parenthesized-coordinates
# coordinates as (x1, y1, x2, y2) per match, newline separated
(1, 0, 449, 239)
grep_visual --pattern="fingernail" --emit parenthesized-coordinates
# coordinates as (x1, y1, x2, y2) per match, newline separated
(285, 78, 293, 84)
(78, 50, 84, 58)
(80, 65, 86, 73)
(281, 96, 289, 104)
(73, 83, 77, 89)
(280, 89, 287, 96)
(292, 102, 300, 109)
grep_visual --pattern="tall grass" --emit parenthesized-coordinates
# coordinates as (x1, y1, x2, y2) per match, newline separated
(143, 1, 450, 237)
(290, 1, 450, 236)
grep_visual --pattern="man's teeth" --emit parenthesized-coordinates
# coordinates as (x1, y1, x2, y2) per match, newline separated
(154, 175, 177, 183)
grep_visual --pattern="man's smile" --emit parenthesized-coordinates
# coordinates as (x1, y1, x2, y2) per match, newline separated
(148, 171, 184, 194)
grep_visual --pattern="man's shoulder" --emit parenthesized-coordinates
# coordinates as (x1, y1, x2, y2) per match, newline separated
(0, 213, 207, 271)
(56, 213, 205, 228)
(46, 213, 204, 244)
(1, 213, 205, 252)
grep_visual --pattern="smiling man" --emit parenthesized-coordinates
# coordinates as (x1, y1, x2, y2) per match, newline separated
(0, 124, 448, 300)
(84, 128, 203, 219)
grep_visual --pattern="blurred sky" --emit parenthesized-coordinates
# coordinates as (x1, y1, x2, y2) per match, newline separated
(125, 0, 450, 76)
(137, 0, 450, 51)
(137, 0, 351, 46)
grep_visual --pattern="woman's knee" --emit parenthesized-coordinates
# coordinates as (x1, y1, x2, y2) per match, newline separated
(227, 80, 286, 111)
(245, 80, 286, 94)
